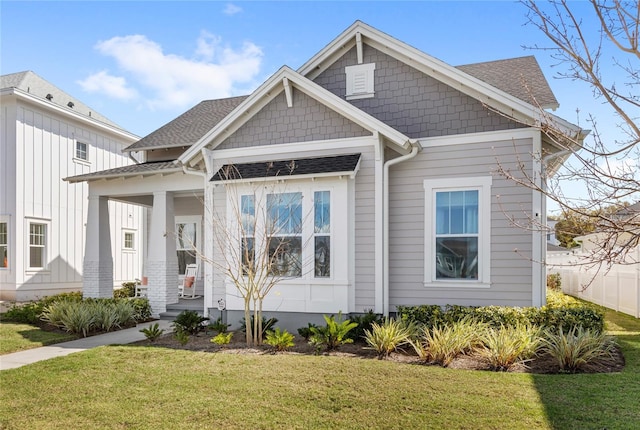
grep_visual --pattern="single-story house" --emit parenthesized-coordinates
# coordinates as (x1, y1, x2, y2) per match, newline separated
(67, 21, 587, 325)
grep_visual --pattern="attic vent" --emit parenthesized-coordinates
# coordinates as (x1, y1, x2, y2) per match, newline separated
(45, 94, 53, 101)
(67, 102, 74, 108)
(345, 63, 375, 100)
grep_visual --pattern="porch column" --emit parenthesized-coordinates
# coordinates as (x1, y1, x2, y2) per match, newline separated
(83, 195, 113, 298)
(146, 191, 179, 316)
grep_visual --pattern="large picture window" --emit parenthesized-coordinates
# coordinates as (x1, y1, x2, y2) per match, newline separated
(424, 177, 491, 286)
(236, 188, 332, 280)
(29, 222, 46, 269)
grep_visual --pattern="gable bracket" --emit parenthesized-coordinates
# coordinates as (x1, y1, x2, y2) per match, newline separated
(283, 77, 293, 108)
(356, 32, 363, 64)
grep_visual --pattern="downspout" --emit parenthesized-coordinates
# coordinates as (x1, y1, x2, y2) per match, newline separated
(382, 140, 420, 316)
(128, 152, 140, 164)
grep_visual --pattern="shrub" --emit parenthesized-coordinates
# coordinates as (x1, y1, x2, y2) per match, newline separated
(3, 302, 43, 324)
(56, 302, 95, 337)
(349, 309, 384, 341)
(174, 328, 190, 345)
(265, 328, 295, 351)
(140, 323, 164, 341)
(39, 292, 83, 307)
(309, 313, 358, 352)
(547, 273, 562, 291)
(364, 318, 413, 359)
(478, 324, 543, 371)
(92, 302, 120, 332)
(130, 298, 152, 322)
(411, 318, 481, 366)
(542, 326, 617, 372)
(211, 332, 234, 345)
(114, 280, 139, 299)
(397, 304, 444, 329)
(173, 310, 208, 335)
(297, 323, 318, 341)
(113, 301, 136, 328)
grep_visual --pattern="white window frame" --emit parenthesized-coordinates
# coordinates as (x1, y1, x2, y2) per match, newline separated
(73, 139, 91, 165)
(345, 63, 375, 100)
(26, 219, 49, 271)
(123, 230, 136, 252)
(175, 216, 201, 276)
(423, 176, 492, 288)
(229, 180, 344, 283)
(0, 218, 8, 270)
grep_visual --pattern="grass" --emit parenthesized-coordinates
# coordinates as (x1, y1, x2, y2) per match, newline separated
(0, 322, 76, 355)
(0, 309, 638, 429)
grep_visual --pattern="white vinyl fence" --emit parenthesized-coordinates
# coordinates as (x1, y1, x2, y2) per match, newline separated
(547, 248, 640, 318)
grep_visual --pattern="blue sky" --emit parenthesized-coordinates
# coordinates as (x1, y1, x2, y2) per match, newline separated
(2, 1, 634, 210)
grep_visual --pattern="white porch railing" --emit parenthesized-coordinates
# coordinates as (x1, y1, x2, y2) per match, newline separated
(547, 248, 640, 318)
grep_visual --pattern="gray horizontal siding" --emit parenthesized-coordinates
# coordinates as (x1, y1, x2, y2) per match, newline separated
(388, 137, 537, 308)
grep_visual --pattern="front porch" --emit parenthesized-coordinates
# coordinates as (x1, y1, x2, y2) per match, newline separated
(160, 297, 205, 320)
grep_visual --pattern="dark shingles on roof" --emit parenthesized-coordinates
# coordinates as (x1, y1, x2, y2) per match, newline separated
(124, 95, 248, 152)
(65, 161, 181, 183)
(211, 154, 361, 181)
(457, 56, 559, 109)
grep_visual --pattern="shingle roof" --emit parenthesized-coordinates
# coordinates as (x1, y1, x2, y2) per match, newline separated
(211, 153, 361, 181)
(123, 96, 248, 152)
(1, 71, 126, 130)
(65, 161, 181, 183)
(457, 56, 559, 109)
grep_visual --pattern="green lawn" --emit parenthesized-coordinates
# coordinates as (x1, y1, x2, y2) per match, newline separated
(0, 322, 76, 355)
(0, 310, 638, 429)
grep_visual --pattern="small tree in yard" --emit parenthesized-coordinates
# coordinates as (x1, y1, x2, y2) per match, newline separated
(497, 1, 639, 274)
(198, 163, 315, 345)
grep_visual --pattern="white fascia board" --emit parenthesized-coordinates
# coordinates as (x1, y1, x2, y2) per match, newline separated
(1, 88, 140, 143)
(418, 127, 540, 148)
(178, 66, 412, 167)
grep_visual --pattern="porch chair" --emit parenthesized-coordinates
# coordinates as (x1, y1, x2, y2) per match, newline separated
(178, 263, 199, 299)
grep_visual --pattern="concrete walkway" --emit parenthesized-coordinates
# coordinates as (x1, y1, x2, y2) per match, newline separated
(1, 320, 174, 371)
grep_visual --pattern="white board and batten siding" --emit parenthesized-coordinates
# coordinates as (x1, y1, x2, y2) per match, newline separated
(388, 132, 538, 309)
(0, 98, 143, 300)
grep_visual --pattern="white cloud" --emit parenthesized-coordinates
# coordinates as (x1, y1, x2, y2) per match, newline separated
(223, 3, 242, 15)
(77, 70, 138, 101)
(84, 33, 262, 110)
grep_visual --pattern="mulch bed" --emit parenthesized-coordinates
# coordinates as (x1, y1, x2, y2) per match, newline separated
(133, 331, 625, 374)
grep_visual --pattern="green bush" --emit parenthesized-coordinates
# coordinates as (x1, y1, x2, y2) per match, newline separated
(265, 328, 295, 351)
(173, 310, 208, 335)
(140, 323, 164, 341)
(3, 302, 43, 324)
(478, 324, 543, 371)
(309, 313, 358, 352)
(410, 318, 482, 366)
(129, 298, 152, 322)
(297, 323, 318, 341)
(208, 317, 231, 334)
(92, 302, 120, 332)
(113, 280, 139, 299)
(349, 309, 384, 341)
(542, 326, 617, 372)
(211, 332, 234, 345)
(364, 318, 413, 359)
(397, 292, 604, 334)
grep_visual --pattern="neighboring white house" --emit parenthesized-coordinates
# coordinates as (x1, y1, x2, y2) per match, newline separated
(0, 71, 144, 301)
(67, 21, 587, 324)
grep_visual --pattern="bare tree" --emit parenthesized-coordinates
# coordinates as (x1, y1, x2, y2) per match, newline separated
(498, 1, 639, 270)
(194, 164, 316, 345)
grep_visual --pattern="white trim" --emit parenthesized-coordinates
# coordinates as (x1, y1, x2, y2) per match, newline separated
(345, 63, 375, 100)
(209, 136, 376, 160)
(177, 66, 412, 166)
(122, 229, 136, 252)
(175, 215, 202, 277)
(418, 128, 539, 148)
(25, 217, 50, 272)
(423, 176, 492, 288)
(532, 133, 545, 306)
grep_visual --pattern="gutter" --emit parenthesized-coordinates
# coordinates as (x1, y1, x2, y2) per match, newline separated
(382, 140, 421, 316)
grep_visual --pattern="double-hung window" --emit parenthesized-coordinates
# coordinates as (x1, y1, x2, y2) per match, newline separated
(0, 222, 7, 268)
(29, 222, 47, 269)
(424, 177, 491, 286)
(314, 191, 331, 278)
(123, 231, 135, 251)
(76, 141, 88, 160)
